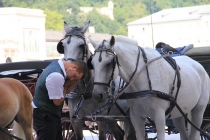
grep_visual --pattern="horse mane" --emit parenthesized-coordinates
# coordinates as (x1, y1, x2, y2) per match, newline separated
(86, 44, 92, 59)
(65, 26, 85, 37)
(115, 35, 138, 46)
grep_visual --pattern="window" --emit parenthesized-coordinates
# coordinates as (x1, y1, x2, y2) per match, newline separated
(23, 29, 39, 52)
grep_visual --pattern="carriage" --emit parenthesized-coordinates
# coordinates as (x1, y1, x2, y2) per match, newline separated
(0, 45, 209, 140)
(0, 21, 210, 140)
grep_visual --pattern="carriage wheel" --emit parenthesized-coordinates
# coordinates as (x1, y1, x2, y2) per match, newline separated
(200, 121, 210, 140)
(61, 117, 75, 140)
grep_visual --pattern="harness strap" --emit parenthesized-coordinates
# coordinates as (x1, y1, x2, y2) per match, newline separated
(140, 47, 152, 91)
(72, 95, 84, 119)
(114, 53, 170, 101)
(0, 127, 23, 140)
(119, 90, 171, 100)
(92, 53, 170, 117)
(114, 102, 127, 116)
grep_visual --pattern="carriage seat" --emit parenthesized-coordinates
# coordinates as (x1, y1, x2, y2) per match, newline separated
(156, 42, 194, 57)
(115, 35, 138, 46)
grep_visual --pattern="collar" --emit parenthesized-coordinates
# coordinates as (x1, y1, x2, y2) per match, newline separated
(58, 59, 66, 78)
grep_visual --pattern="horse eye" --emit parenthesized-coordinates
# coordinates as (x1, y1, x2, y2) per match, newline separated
(105, 61, 112, 67)
(79, 44, 84, 48)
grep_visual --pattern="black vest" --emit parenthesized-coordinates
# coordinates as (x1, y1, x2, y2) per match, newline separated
(33, 61, 65, 117)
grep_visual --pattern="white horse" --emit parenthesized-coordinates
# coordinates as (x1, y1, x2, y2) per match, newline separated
(88, 36, 210, 140)
(57, 22, 131, 140)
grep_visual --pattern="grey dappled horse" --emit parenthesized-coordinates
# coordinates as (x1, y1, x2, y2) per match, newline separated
(57, 22, 130, 140)
(88, 36, 210, 140)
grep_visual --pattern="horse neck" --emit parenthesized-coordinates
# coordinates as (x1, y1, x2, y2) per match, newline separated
(114, 42, 144, 82)
(114, 44, 162, 83)
(86, 45, 92, 61)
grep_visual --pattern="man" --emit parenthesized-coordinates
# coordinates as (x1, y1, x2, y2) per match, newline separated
(32, 58, 87, 140)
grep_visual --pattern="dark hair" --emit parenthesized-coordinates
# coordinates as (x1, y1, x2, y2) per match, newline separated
(65, 58, 88, 79)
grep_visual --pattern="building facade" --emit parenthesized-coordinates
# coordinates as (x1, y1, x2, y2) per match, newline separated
(0, 7, 46, 63)
(127, 4, 210, 48)
(0, 7, 112, 63)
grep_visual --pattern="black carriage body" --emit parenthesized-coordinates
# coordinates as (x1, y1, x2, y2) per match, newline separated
(185, 47, 210, 128)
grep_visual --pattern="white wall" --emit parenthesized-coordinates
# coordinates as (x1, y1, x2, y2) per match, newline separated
(0, 7, 46, 63)
(128, 13, 210, 48)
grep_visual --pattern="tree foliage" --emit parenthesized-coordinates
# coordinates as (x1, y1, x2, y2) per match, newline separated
(44, 9, 63, 30)
(1, 0, 209, 34)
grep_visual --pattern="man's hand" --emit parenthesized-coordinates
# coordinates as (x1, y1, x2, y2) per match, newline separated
(63, 79, 79, 95)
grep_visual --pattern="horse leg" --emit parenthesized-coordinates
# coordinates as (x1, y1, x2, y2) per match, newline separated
(106, 121, 124, 140)
(122, 121, 136, 140)
(15, 106, 33, 140)
(153, 110, 166, 140)
(130, 110, 145, 140)
(173, 116, 188, 140)
(71, 119, 84, 140)
(120, 121, 136, 140)
(97, 121, 107, 140)
(189, 103, 207, 140)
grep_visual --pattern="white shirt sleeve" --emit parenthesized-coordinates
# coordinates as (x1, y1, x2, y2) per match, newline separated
(46, 72, 65, 99)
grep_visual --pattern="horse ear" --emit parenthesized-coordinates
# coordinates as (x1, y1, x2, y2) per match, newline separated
(64, 21, 70, 33)
(88, 37, 97, 49)
(81, 21, 90, 33)
(110, 36, 115, 47)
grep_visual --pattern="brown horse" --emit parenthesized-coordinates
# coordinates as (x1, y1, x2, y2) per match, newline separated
(0, 78, 34, 140)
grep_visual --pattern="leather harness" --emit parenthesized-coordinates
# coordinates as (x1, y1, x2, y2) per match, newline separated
(91, 43, 181, 118)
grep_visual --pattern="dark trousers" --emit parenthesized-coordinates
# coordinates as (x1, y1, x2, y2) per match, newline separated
(33, 108, 62, 140)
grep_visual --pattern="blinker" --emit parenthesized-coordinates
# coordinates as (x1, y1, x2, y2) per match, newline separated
(87, 56, 93, 70)
(57, 41, 64, 54)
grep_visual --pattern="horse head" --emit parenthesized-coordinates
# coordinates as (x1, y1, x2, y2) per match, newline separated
(57, 21, 90, 61)
(88, 36, 119, 103)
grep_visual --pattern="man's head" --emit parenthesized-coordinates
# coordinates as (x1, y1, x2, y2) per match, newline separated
(63, 58, 87, 81)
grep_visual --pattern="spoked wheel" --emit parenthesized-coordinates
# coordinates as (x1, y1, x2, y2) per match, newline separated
(61, 117, 75, 140)
(200, 121, 210, 140)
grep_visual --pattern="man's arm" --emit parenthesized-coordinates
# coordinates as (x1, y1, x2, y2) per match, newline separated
(63, 79, 79, 95)
(53, 79, 79, 106)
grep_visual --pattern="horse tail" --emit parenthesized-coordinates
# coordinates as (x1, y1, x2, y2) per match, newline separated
(13, 121, 25, 140)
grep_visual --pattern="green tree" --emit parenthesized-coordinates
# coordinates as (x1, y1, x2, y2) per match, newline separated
(130, 3, 148, 18)
(114, 7, 129, 23)
(44, 8, 63, 30)
(76, 12, 87, 26)
(1, 0, 208, 35)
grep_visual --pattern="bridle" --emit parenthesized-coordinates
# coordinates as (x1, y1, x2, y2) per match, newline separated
(67, 33, 87, 62)
(57, 31, 88, 62)
(91, 40, 120, 96)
